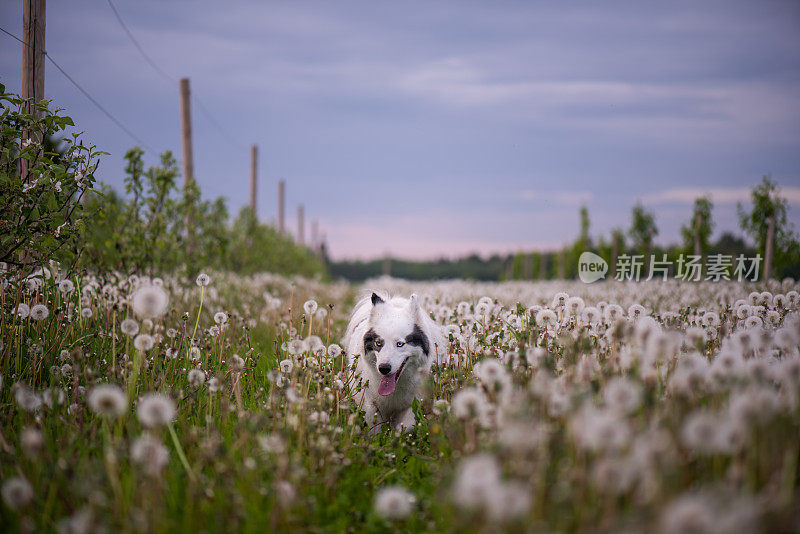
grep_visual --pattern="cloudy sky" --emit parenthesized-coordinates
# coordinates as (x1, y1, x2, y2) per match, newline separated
(1, 1, 799, 260)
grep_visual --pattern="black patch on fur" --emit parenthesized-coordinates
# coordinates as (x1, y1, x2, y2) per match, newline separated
(364, 328, 383, 353)
(405, 324, 429, 356)
(371, 292, 384, 306)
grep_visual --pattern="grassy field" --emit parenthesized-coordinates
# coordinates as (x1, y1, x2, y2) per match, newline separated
(1, 268, 799, 533)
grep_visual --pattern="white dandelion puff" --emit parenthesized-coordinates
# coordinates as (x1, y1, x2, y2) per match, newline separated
(373, 486, 416, 520)
(131, 285, 169, 319)
(30, 304, 49, 321)
(137, 393, 176, 428)
(87, 384, 127, 418)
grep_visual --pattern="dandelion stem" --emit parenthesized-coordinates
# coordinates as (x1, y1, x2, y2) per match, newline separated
(192, 286, 205, 340)
(167, 422, 196, 482)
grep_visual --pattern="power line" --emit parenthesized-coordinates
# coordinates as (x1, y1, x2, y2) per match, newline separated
(105, 0, 243, 150)
(0, 25, 156, 152)
(106, 0, 174, 84)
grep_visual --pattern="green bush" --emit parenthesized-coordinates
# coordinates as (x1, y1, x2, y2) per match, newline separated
(0, 83, 103, 270)
(82, 147, 326, 277)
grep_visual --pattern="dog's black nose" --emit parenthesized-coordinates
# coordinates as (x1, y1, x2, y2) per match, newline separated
(378, 363, 392, 375)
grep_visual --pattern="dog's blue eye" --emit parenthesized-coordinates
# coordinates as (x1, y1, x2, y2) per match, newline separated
(396, 341, 405, 347)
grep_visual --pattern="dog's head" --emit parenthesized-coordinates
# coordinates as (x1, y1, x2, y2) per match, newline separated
(362, 292, 430, 396)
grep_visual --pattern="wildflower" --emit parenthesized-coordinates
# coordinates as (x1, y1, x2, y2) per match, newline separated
(14, 384, 42, 412)
(327, 344, 343, 358)
(229, 354, 245, 371)
(565, 296, 585, 316)
(14, 303, 30, 319)
(120, 318, 139, 337)
(207, 377, 220, 392)
(603, 377, 642, 414)
(131, 285, 169, 319)
(137, 393, 176, 428)
(452, 387, 486, 420)
(604, 304, 625, 324)
(303, 299, 318, 315)
(87, 384, 127, 418)
(373, 486, 416, 520)
(535, 309, 558, 328)
(451, 453, 501, 511)
(130, 434, 169, 476)
(681, 411, 725, 455)
(166, 328, 177, 338)
(133, 334, 155, 352)
(287, 338, 306, 355)
(80, 307, 92, 319)
(196, 273, 211, 287)
(214, 311, 228, 324)
(551, 292, 569, 308)
(189, 346, 201, 361)
(1, 477, 34, 509)
(473, 358, 511, 396)
(257, 433, 286, 455)
(58, 279, 75, 294)
(20, 426, 43, 457)
(21, 137, 33, 148)
(581, 306, 601, 324)
(188, 369, 206, 388)
(30, 304, 49, 321)
(279, 359, 294, 374)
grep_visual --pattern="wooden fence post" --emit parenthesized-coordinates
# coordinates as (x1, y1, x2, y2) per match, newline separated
(179, 78, 195, 252)
(20, 0, 46, 183)
(278, 180, 285, 234)
(250, 144, 258, 219)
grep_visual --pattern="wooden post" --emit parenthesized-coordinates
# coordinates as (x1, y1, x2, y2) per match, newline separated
(20, 0, 46, 183)
(764, 216, 774, 281)
(249, 144, 258, 219)
(277, 180, 285, 234)
(179, 78, 195, 251)
(693, 211, 703, 257)
(311, 219, 319, 253)
(297, 205, 304, 245)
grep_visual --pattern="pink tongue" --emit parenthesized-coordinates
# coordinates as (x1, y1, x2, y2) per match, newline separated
(378, 373, 398, 396)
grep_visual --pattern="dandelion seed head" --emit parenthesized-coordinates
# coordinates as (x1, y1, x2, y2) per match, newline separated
(88, 384, 127, 418)
(131, 285, 169, 319)
(188, 369, 206, 388)
(130, 434, 169, 477)
(374, 486, 416, 520)
(30, 304, 49, 321)
(1, 477, 34, 509)
(137, 393, 176, 428)
(196, 273, 211, 287)
(133, 334, 155, 352)
(121, 318, 139, 337)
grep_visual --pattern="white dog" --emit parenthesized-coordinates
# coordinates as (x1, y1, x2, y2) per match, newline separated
(343, 291, 446, 434)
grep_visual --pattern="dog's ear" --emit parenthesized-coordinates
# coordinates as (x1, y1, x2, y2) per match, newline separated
(409, 293, 421, 318)
(371, 292, 385, 306)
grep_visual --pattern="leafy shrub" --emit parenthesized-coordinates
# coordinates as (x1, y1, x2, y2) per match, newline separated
(0, 82, 102, 270)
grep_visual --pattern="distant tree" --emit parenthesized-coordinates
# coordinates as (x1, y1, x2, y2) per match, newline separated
(681, 196, 714, 257)
(629, 202, 658, 259)
(738, 175, 800, 279)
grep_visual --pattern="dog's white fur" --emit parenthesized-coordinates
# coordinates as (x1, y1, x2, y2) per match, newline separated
(343, 291, 446, 434)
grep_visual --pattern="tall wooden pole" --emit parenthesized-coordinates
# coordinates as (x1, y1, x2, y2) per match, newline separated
(21, 0, 46, 183)
(297, 205, 305, 245)
(311, 219, 319, 252)
(764, 216, 774, 281)
(249, 144, 258, 219)
(277, 180, 285, 234)
(179, 78, 195, 252)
